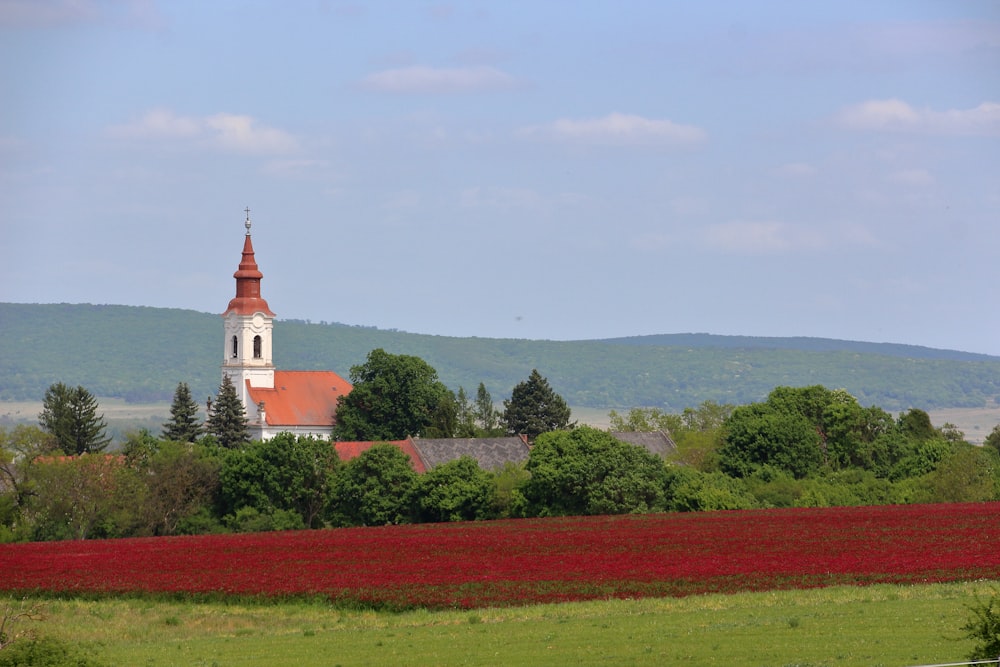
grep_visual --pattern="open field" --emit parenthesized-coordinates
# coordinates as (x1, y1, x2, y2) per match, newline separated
(4, 581, 994, 666)
(4, 505, 998, 607)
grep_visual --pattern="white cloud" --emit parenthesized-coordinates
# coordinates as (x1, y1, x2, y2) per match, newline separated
(204, 113, 298, 154)
(836, 99, 1000, 136)
(108, 109, 298, 154)
(360, 65, 518, 93)
(703, 221, 827, 254)
(518, 112, 706, 146)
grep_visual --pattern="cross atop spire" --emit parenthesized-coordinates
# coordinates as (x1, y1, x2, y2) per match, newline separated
(244, 207, 252, 235)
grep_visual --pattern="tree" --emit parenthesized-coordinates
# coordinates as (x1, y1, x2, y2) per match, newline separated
(983, 424, 1000, 455)
(205, 375, 250, 449)
(217, 433, 339, 529)
(414, 456, 495, 523)
(330, 444, 418, 526)
(333, 349, 455, 441)
(520, 426, 666, 516)
(718, 402, 822, 478)
(608, 407, 681, 434)
(162, 382, 203, 443)
(24, 454, 144, 540)
(38, 383, 110, 455)
(962, 590, 1000, 662)
(502, 369, 572, 441)
(131, 438, 220, 536)
(473, 383, 503, 436)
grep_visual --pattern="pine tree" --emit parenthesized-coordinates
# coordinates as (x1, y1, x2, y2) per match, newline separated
(162, 382, 203, 443)
(473, 382, 502, 435)
(38, 382, 111, 455)
(501, 369, 573, 441)
(206, 375, 250, 449)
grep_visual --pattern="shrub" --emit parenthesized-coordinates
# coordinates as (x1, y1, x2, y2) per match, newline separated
(962, 590, 1000, 662)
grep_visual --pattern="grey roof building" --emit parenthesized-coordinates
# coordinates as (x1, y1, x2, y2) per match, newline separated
(411, 436, 531, 471)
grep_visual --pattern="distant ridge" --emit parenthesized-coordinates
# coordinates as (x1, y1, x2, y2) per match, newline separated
(2, 302, 1000, 412)
(598, 333, 996, 362)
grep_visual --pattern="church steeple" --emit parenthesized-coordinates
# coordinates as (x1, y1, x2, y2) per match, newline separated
(221, 209, 276, 410)
(224, 208, 275, 318)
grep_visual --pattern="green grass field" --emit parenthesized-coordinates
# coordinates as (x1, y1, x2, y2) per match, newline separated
(5, 581, 994, 666)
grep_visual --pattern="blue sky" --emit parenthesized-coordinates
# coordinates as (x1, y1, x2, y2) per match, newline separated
(2, 1, 999, 354)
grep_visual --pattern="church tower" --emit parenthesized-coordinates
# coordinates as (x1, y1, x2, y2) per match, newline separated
(221, 209, 275, 410)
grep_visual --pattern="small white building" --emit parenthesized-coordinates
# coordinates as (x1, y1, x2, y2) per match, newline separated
(219, 211, 352, 440)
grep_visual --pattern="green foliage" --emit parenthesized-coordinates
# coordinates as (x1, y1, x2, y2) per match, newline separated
(414, 456, 495, 522)
(521, 426, 666, 516)
(217, 433, 339, 529)
(38, 383, 110, 455)
(330, 444, 419, 526)
(334, 349, 455, 441)
(23, 455, 144, 540)
(489, 462, 530, 519)
(665, 467, 758, 512)
(0, 636, 107, 667)
(719, 403, 822, 478)
(161, 382, 202, 443)
(502, 369, 573, 441)
(985, 424, 1000, 455)
(608, 407, 681, 433)
(134, 439, 220, 536)
(205, 375, 249, 449)
(917, 445, 998, 504)
(962, 590, 1000, 662)
(224, 506, 305, 533)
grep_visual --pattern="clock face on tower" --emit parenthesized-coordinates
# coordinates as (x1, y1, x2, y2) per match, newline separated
(252, 313, 264, 330)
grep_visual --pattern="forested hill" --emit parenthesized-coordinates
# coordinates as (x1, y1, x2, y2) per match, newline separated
(599, 333, 996, 362)
(2, 302, 1000, 411)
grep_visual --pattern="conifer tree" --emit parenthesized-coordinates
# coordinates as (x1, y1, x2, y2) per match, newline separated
(206, 375, 250, 449)
(162, 382, 203, 443)
(501, 369, 573, 441)
(38, 382, 111, 455)
(473, 382, 502, 435)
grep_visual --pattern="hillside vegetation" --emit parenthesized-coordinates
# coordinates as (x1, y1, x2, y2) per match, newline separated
(3, 302, 1000, 411)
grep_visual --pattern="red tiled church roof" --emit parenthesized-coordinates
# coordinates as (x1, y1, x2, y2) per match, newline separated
(246, 370, 352, 428)
(334, 439, 428, 473)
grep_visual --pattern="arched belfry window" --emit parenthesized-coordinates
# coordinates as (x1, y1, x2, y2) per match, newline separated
(231, 335, 238, 358)
(253, 335, 262, 359)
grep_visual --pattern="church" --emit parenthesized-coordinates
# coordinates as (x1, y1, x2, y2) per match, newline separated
(217, 210, 674, 468)
(220, 210, 352, 441)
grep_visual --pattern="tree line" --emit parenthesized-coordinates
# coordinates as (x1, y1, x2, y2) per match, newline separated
(2, 349, 999, 542)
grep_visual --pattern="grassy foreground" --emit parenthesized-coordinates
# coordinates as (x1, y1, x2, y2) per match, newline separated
(5, 581, 994, 666)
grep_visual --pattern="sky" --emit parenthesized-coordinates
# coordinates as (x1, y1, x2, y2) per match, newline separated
(2, 1, 999, 355)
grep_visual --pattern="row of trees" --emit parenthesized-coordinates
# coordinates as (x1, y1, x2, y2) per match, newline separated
(4, 345, 1000, 542)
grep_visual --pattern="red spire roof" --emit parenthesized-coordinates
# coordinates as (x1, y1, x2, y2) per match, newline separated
(223, 214, 275, 317)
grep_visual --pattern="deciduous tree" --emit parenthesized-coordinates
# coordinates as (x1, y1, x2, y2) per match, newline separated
(333, 349, 455, 441)
(330, 444, 418, 526)
(414, 456, 494, 523)
(521, 426, 666, 516)
(218, 433, 339, 529)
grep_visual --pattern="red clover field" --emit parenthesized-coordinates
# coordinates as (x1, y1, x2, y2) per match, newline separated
(2, 502, 998, 610)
